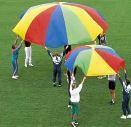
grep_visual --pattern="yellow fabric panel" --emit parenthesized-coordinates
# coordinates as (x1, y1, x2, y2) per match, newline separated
(86, 50, 116, 76)
(63, 5, 103, 40)
(12, 4, 56, 39)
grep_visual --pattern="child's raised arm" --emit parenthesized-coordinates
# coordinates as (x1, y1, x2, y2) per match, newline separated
(45, 47, 53, 58)
(14, 35, 19, 45)
(16, 40, 23, 50)
(124, 68, 128, 79)
(81, 76, 86, 85)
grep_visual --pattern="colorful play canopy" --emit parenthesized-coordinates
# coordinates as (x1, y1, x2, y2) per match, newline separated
(64, 45, 125, 76)
(13, 2, 108, 48)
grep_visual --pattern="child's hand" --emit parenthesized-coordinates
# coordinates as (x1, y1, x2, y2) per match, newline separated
(84, 76, 86, 80)
(81, 76, 86, 85)
(45, 46, 48, 50)
(124, 68, 126, 73)
(16, 35, 19, 39)
(117, 73, 120, 78)
(65, 45, 69, 49)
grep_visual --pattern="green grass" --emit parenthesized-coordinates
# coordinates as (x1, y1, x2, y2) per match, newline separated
(0, 0, 131, 127)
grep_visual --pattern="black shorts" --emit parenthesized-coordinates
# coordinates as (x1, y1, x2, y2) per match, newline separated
(109, 81, 116, 90)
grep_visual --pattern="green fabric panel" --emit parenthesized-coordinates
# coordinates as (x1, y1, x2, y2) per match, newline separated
(61, 5, 92, 44)
(74, 49, 92, 75)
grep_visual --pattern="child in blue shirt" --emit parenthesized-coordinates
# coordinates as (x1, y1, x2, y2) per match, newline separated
(12, 36, 23, 79)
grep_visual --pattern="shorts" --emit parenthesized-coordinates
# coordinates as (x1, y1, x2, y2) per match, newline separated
(109, 80, 116, 90)
(71, 102, 79, 115)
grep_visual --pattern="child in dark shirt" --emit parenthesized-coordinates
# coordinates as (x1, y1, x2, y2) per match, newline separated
(117, 69, 131, 119)
(45, 46, 68, 86)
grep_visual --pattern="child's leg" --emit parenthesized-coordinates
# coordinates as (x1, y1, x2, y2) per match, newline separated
(74, 103, 79, 123)
(67, 70, 71, 84)
(108, 81, 116, 104)
(15, 60, 18, 75)
(71, 103, 75, 122)
(126, 96, 131, 115)
(25, 47, 29, 66)
(53, 68, 57, 83)
(12, 60, 18, 76)
(29, 46, 32, 65)
(68, 83, 71, 97)
(12, 61, 15, 76)
(74, 67, 77, 77)
(110, 89, 115, 103)
(122, 96, 127, 116)
(58, 68, 62, 85)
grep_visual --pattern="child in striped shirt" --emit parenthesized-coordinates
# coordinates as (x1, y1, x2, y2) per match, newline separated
(45, 46, 68, 86)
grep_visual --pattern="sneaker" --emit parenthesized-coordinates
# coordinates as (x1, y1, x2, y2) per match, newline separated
(110, 100, 115, 105)
(120, 115, 126, 119)
(25, 64, 27, 67)
(127, 114, 131, 118)
(29, 64, 34, 67)
(53, 82, 56, 87)
(12, 76, 18, 80)
(15, 75, 19, 78)
(68, 105, 72, 108)
(74, 121, 79, 125)
(71, 122, 76, 127)
(58, 84, 62, 87)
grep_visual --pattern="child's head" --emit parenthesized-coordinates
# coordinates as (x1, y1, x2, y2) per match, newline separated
(12, 44, 16, 49)
(126, 78, 130, 85)
(72, 82, 77, 89)
(53, 52, 59, 57)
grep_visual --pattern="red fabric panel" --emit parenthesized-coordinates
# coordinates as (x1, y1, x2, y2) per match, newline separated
(25, 5, 57, 46)
(66, 3, 108, 32)
(66, 51, 71, 60)
(96, 50, 125, 73)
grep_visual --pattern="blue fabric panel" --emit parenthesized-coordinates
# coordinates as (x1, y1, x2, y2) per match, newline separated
(64, 47, 89, 72)
(45, 6, 68, 48)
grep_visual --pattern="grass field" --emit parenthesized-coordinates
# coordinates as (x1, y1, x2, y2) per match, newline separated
(0, 0, 131, 127)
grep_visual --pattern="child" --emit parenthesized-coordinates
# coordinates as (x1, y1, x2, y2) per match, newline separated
(45, 46, 68, 87)
(98, 33, 107, 45)
(12, 36, 23, 79)
(24, 41, 33, 67)
(64, 45, 72, 84)
(67, 68, 77, 108)
(70, 76, 86, 127)
(64, 45, 77, 84)
(108, 75, 116, 104)
(117, 70, 131, 119)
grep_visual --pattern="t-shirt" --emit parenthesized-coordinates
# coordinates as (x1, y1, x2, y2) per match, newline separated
(12, 43, 22, 61)
(47, 50, 64, 65)
(122, 82, 131, 94)
(108, 75, 116, 81)
(70, 83, 83, 103)
(52, 56, 61, 65)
